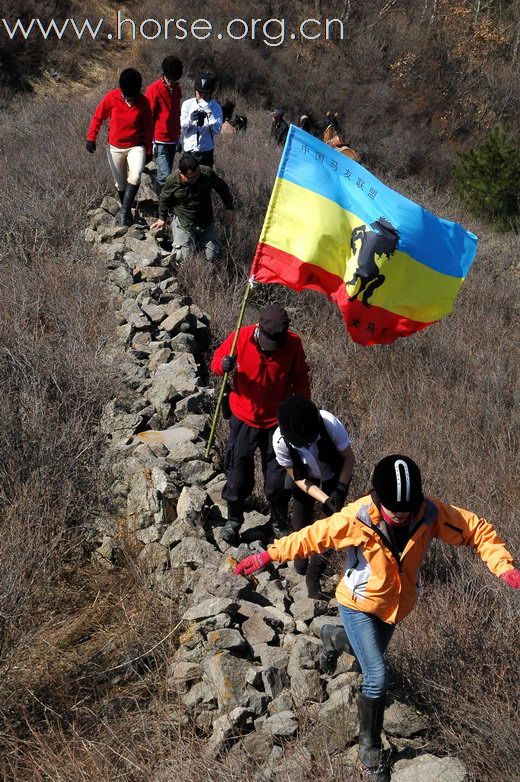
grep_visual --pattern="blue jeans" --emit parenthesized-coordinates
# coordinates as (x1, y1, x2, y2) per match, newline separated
(154, 142, 177, 186)
(339, 604, 395, 699)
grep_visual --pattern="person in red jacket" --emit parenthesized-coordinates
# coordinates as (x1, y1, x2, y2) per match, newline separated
(211, 305, 311, 546)
(86, 68, 153, 226)
(145, 56, 183, 196)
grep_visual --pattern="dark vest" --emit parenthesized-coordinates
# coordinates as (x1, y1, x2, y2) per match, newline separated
(285, 415, 343, 481)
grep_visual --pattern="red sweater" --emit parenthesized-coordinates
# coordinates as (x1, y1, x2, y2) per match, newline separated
(145, 79, 182, 143)
(87, 89, 153, 154)
(211, 325, 311, 428)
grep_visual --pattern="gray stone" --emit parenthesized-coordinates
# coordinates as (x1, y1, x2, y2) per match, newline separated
(237, 600, 296, 633)
(290, 668, 324, 707)
(260, 710, 297, 738)
(160, 518, 200, 547)
(170, 661, 202, 686)
(162, 305, 190, 334)
(182, 598, 238, 622)
(206, 628, 247, 652)
(169, 538, 220, 568)
(120, 298, 149, 329)
(267, 690, 293, 714)
(312, 685, 358, 753)
(101, 195, 120, 215)
(148, 348, 173, 372)
(109, 265, 134, 291)
(204, 651, 258, 714)
(392, 754, 467, 782)
(181, 680, 217, 711)
(261, 666, 290, 699)
(255, 645, 289, 670)
(242, 614, 276, 646)
(176, 485, 208, 522)
(384, 701, 428, 737)
(174, 390, 207, 417)
(138, 542, 169, 570)
(167, 440, 205, 462)
(179, 458, 215, 485)
(170, 332, 197, 353)
(92, 535, 117, 570)
(176, 414, 209, 437)
(141, 301, 166, 323)
(205, 707, 251, 757)
(147, 354, 199, 404)
(140, 265, 168, 282)
(286, 635, 321, 676)
(136, 524, 162, 544)
(325, 671, 360, 696)
(132, 331, 153, 354)
(291, 597, 322, 622)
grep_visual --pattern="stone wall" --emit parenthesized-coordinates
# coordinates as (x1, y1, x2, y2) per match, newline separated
(84, 188, 467, 782)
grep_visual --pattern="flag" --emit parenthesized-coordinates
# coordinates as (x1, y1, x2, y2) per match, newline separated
(251, 126, 478, 346)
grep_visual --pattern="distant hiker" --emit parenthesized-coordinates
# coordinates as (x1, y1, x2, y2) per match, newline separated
(298, 113, 316, 135)
(211, 305, 311, 547)
(235, 454, 520, 781)
(145, 56, 183, 195)
(270, 108, 289, 146)
(86, 68, 153, 226)
(150, 154, 234, 262)
(273, 396, 355, 600)
(180, 73, 223, 167)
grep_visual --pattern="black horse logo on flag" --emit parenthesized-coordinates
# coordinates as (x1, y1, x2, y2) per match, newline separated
(346, 218, 400, 307)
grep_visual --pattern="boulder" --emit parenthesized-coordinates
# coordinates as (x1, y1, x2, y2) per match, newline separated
(384, 701, 428, 737)
(391, 754, 467, 782)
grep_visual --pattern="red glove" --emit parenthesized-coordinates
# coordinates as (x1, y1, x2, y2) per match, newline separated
(235, 550, 272, 576)
(500, 569, 520, 589)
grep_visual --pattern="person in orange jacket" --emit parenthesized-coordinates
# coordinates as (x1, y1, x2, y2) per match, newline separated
(235, 454, 520, 782)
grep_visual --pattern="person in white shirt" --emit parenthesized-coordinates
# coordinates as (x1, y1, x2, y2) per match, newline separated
(180, 73, 223, 167)
(273, 396, 355, 599)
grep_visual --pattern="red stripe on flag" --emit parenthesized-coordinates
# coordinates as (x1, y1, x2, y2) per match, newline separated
(252, 243, 432, 346)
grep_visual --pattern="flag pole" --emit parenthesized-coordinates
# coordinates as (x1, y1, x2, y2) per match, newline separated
(205, 278, 254, 458)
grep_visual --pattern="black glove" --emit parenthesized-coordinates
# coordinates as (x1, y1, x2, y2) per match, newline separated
(221, 355, 237, 373)
(196, 109, 207, 126)
(324, 481, 349, 514)
(321, 498, 336, 516)
(190, 110, 200, 121)
(145, 152, 153, 164)
(86, 140, 96, 153)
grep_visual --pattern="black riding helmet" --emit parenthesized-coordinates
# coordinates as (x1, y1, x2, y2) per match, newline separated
(194, 73, 216, 93)
(119, 68, 142, 99)
(372, 455, 424, 512)
(278, 396, 320, 448)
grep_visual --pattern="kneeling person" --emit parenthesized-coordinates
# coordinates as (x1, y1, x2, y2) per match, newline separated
(151, 154, 234, 261)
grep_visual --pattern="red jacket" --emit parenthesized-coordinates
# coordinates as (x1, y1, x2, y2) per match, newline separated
(87, 89, 153, 154)
(211, 324, 311, 428)
(145, 79, 182, 143)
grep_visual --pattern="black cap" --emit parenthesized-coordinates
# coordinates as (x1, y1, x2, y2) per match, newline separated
(278, 396, 320, 448)
(119, 68, 142, 98)
(372, 455, 424, 512)
(257, 304, 289, 351)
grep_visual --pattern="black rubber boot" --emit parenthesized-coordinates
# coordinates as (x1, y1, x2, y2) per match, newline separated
(320, 624, 351, 675)
(115, 183, 139, 226)
(220, 519, 241, 546)
(357, 694, 389, 782)
(117, 189, 126, 205)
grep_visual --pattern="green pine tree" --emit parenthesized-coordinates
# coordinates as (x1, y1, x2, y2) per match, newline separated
(453, 124, 520, 232)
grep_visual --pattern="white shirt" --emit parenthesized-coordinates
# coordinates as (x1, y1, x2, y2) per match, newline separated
(180, 97, 223, 152)
(273, 410, 350, 481)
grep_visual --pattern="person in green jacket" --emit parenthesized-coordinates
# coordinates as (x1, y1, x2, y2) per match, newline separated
(150, 153, 234, 261)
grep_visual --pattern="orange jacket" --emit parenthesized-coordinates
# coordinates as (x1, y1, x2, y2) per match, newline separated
(268, 494, 514, 624)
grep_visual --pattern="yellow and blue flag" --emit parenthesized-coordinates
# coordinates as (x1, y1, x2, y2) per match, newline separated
(251, 127, 478, 345)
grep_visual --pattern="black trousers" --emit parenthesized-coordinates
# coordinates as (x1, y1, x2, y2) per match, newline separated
(222, 415, 289, 526)
(290, 474, 340, 583)
(191, 149, 214, 167)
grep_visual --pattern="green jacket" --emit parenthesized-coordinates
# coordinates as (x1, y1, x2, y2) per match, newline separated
(158, 166, 234, 228)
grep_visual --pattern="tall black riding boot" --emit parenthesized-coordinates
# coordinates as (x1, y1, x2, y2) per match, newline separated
(357, 694, 389, 782)
(305, 553, 330, 601)
(116, 183, 139, 227)
(320, 624, 351, 674)
(117, 189, 126, 205)
(220, 502, 243, 547)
